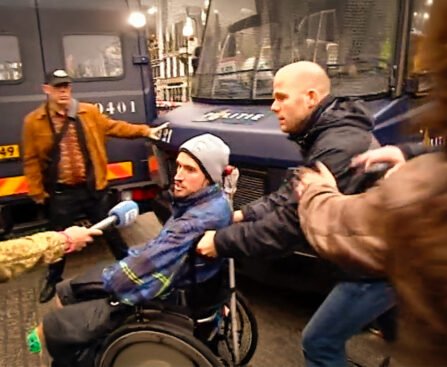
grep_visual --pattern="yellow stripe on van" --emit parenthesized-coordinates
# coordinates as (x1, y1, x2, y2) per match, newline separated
(107, 161, 133, 180)
(0, 176, 28, 197)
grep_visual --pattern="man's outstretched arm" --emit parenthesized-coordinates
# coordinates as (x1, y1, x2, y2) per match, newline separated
(351, 143, 441, 172)
(0, 227, 101, 282)
(197, 143, 362, 259)
(198, 197, 309, 259)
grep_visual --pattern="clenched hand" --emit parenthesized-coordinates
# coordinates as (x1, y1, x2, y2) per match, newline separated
(62, 226, 103, 252)
(196, 230, 218, 258)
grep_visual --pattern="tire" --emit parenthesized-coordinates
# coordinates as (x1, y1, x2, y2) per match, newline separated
(219, 293, 258, 366)
(96, 321, 224, 367)
(235, 294, 258, 365)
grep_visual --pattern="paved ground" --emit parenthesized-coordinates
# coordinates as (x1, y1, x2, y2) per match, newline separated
(0, 213, 394, 367)
(0, 213, 160, 367)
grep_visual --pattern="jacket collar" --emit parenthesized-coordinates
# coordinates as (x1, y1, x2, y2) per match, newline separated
(287, 94, 336, 146)
(171, 184, 222, 218)
(287, 95, 374, 153)
(36, 98, 85, 120)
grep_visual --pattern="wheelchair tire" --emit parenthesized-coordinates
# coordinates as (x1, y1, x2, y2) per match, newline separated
(220, 293, 258, 366)
(236, 294, 258, 365)
(96, 320, 225, 367)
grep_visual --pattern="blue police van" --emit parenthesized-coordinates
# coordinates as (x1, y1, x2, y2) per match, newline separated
(151, 0, 433, 291)
(0, 0, 434, 292)
(0, 0, 160, 236)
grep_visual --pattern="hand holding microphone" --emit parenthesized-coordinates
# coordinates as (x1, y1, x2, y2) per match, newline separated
(59, 201, 138, 254)
(61, 227, 103, 253)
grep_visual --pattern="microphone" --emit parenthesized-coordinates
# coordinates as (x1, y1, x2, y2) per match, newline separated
(91, 200, 139, 230)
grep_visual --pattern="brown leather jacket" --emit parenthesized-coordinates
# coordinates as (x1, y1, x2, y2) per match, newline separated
(299, 152, 447, 274)
(299, 152, 447, 365)
(22, 102, 151, 202)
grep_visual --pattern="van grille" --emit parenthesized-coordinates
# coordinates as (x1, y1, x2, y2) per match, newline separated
(233, 168, 267, 209)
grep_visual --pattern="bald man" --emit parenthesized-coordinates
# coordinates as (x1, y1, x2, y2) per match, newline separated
(197, 61, 395, 367)
(198, 61, 378, 258)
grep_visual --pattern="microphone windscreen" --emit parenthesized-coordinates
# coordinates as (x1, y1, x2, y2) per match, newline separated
(108, 200, 139, 227)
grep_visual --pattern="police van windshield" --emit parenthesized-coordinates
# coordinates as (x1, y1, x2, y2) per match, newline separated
(193, 0, 399, 100)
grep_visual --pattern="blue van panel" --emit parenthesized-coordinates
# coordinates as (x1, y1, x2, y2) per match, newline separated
(156, 96, 415, 169)
(157, 102, 302, 168)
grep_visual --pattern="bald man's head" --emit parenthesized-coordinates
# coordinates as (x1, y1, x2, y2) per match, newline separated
(271, 61, 331, 134)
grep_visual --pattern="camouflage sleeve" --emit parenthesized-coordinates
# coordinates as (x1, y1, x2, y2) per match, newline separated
(0, 232, 66, 282)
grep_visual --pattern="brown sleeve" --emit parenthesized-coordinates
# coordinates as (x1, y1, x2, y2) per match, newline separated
(298, 183, 387, 275)
(95, 107, 151, 138)
(21, 117, 47, 202)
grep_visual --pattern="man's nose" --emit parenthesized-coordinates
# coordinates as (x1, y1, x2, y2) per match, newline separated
(271, 100, 279, 112)
(174, 169, 183, 180)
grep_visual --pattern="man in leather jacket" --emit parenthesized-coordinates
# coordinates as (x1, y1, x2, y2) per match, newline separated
(22, 68, 168, 303)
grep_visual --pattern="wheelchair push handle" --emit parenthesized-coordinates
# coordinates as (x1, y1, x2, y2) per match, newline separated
(228, 258, 240, 365)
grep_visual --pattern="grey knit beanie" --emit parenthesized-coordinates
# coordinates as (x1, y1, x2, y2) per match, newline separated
(179, 134, 230, 184)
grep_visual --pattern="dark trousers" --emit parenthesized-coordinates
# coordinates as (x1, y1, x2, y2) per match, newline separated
(45, 265, 130, 367)
(45, 264, 224, 366)
(47, 185, 128, 282)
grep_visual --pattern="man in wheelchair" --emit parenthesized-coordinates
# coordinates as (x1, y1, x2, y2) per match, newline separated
(27, 134, 234, 367)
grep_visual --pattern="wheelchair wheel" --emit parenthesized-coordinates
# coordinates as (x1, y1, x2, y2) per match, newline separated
(96, 320, 224, 367)
(219, 293, 258, 366)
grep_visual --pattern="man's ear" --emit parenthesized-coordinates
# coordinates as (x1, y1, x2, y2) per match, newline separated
(41, 84, 51, 95)
(307, 89, 320, 109)
(203, 177, 211, 188)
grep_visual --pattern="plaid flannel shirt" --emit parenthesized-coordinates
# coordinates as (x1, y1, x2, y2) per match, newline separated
(102, 185, 232, 305)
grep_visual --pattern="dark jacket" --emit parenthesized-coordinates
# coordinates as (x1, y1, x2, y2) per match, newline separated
(215, 96, 377, 258)
(102, 184, 232, 305)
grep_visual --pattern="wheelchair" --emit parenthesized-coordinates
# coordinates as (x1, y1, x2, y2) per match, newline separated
(94, 259, 258, 367)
